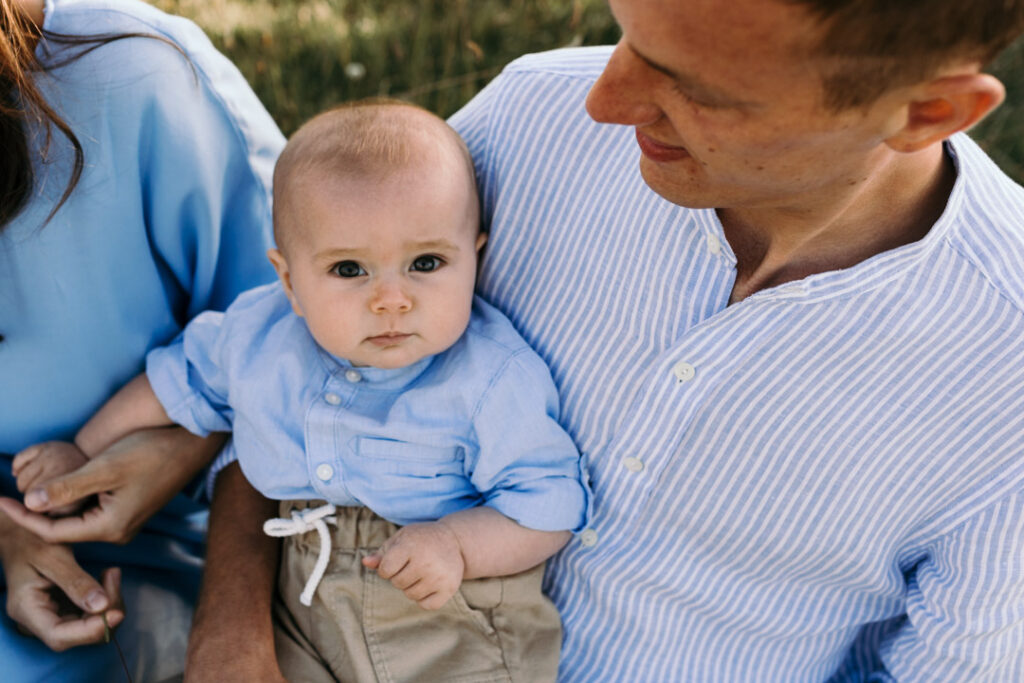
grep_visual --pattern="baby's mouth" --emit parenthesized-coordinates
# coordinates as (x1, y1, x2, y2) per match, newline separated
(366, 332, 413, 347)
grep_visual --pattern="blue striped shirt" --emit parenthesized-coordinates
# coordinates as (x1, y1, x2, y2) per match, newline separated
(450, 47, 1024, 682)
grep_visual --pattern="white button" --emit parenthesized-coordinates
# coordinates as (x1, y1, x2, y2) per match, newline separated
(672, 361, 696, 382)
(706, 233, 722, 256)
(623, 456, 645, 473)
(345, 369, 362, 383)
(579, 529, 599, 547)
(315, 463, 334, 481)
(780, 284, 807, 296)
(324, 392, 342, 405)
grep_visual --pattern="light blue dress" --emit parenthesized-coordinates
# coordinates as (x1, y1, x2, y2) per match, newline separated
(0, 0, 283, 679)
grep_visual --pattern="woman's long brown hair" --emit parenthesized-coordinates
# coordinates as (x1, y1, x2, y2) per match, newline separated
(1, 0, 180, 229)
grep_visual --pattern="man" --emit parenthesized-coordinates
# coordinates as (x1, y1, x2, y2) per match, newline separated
(21, 0, 1024, 681)
(439, 2, 1024, 680)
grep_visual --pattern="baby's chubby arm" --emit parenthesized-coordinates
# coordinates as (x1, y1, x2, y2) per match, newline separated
(75, 373, 175, 457)
(13, 375, 175, 498)
(362, 506, 570, 610)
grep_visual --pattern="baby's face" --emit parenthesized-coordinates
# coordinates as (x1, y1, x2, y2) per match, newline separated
(270, 164, 483, 369)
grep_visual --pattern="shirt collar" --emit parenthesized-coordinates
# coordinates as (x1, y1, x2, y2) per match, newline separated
(692, 136, 967, 303)
(319, 350, 436, 391)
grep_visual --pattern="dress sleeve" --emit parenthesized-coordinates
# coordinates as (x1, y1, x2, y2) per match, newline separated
(871, 488, 1024, 681)
(133, 29, 283, 319)
(467, 350, 591, 533)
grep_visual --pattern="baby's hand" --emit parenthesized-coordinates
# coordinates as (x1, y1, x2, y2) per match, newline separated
(12, 441, 90, 517)
(361, 521, 466, 610)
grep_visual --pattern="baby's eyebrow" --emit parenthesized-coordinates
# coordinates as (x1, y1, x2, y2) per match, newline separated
(409, 239, 460, 252)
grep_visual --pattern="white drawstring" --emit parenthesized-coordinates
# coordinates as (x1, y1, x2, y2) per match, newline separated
(263, 502, 338, 606)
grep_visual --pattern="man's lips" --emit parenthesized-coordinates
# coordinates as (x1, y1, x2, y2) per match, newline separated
(635, 130, 691, 162)
(366, 333, 413, 347)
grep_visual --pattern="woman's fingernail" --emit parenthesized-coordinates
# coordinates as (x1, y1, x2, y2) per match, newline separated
(86, 590, 108, 612)
(25, 489, 48, 509)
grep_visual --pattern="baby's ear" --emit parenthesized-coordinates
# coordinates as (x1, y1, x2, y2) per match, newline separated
(267, 249, 305, 318)
(475, 233, 488, 252)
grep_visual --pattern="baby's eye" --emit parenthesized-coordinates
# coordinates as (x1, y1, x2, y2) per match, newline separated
(330, 260, 366, 278)
(410, 255, 444, 273)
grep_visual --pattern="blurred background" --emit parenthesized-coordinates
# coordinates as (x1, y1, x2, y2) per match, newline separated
(153, 0, 1024, 184)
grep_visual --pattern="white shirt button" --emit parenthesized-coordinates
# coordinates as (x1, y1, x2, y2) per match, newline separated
(623, 456, 645, 473)
(315, 463, 334, 481)
(706, 233, 722, 256)
(780, 284, 807, 297)
(579, 528, 599, 547)
(324, 392, 341, 405)
(344, 369, 362, 383)
(672, 361, 696, 382)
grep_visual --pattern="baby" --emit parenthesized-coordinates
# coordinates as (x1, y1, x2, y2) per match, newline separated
(13, 100, 589, 682)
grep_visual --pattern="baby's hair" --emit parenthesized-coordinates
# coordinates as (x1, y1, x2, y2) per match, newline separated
(272, 98, 478, 253)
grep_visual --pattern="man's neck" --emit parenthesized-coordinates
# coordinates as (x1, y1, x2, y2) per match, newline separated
(721, 143, 955, 304)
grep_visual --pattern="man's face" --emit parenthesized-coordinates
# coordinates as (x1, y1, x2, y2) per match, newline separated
(587, 0, 903, 213)
(271, 162, 483, 369)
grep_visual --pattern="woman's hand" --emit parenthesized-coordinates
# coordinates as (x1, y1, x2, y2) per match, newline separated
(0, 427, 224, 544)
(0, 512, 124, 651)
(12, 441, 91, 517)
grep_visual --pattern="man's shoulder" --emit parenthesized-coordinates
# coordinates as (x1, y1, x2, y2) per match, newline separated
(945, 134, 1024, 318)
(501, 45, 614, 82)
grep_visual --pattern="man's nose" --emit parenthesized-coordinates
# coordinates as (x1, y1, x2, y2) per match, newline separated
(369, 277, 412, 314)
(585, 40, 662, 127)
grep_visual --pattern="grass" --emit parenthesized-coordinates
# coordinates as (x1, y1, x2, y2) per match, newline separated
(152, 0, 1024, 184)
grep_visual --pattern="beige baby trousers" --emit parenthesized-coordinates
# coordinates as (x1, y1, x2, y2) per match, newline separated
(271, 501, 562, 683)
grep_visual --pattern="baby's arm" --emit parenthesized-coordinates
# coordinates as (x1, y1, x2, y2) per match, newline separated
(13, 375, 173, 493)
(12, 374, 174, 514)
(75, 374, 175, 457)
(362, 506, 570, 610)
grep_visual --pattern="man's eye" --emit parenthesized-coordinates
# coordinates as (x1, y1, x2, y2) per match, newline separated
(330, 261, 366, 278)
(410, 255, 443, 272)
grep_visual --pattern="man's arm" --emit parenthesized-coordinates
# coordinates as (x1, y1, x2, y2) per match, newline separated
(185, 462, 285, 683)
(875, 488, 1024, 681)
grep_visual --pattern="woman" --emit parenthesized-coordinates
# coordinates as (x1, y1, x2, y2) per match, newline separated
(0, 0, 283, 679)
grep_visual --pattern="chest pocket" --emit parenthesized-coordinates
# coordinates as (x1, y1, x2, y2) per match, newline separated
(354, 437, 465, 478)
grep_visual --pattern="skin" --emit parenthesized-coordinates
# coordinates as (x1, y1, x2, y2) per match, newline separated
(588, 0, 1004, 302)
(0, 0, 240, 656)
(17, 142, 569, 619)
(117, 1, 1009, 675)
(267, 162, 486, 370)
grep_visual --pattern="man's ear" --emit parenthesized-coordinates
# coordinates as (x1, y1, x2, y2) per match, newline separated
(885, 72, 1005, 153)
(267, 248, 305, 318)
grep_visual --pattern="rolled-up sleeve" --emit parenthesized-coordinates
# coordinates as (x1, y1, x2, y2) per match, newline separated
(468, 349, 591, 533)
(146, 309, 234, 437)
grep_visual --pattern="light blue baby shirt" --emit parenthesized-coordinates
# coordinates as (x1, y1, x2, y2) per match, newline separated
(146, 282, 590, 532)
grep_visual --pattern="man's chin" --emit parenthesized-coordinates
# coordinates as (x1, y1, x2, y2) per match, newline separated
(638, 158, 718, 210)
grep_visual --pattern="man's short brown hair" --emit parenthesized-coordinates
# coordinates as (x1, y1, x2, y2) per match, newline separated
(786, 0, 1024, 109)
